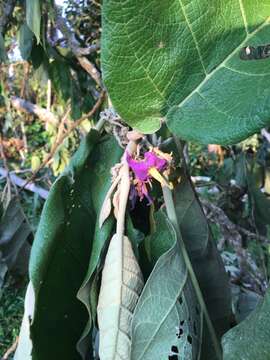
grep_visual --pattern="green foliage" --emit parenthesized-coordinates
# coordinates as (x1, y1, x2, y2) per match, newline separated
(0, 196, 32, 277)
(222, 288, 270, 359)
(0, 33, 7, 63)
(12, 131, 122, 359)
(102, 1, 270, 144)
(132, 210, 201, 360)
(26, 0, 41, 44)
(18, 23, 34, 60)
(0, 276, 26, 354)
(48, 60, 71, 102)
(174, 176, 231, 357)
(2, 1, 270, 359)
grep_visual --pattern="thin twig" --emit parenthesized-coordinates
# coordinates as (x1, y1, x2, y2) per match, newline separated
(10, 96, 59, 126)
(77, 56, 101, 87)
(0, 167, 49, 199)
(201, 198, 270, 245)
(1, 336, 19, 360)
(19, 91, 105, 191)
(261, 128, 270, 143)
(53, 3, 102, 87)
(0, 134, 13, 196)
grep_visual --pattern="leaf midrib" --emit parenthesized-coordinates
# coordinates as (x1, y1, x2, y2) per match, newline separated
(176, 16, 270, 110)
(135, 248, 188, 360)
(118, 3, 270, 115)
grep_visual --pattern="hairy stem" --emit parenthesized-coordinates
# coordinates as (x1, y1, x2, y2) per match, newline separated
(116, 141, 136, 236)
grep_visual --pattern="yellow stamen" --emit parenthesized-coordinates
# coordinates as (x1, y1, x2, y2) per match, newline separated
(153, 148, 173, 162)
(148, 167, 173, 189)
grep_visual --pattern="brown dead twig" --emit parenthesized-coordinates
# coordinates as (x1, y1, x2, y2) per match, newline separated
(19, 91, 105, 192)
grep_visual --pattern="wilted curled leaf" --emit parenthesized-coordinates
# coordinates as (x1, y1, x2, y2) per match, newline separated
(113, 187, 120, 220)
(97, 234, 144, 360)
(99, 174, 121, 228)
(99, 196, 112, 229)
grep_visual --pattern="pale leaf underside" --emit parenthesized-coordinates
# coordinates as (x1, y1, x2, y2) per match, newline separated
(102, 1, 270, 144)
(97, 234, 144, 360)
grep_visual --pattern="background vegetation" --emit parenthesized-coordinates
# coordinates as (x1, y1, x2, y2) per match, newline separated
(1, 1, 270, 359)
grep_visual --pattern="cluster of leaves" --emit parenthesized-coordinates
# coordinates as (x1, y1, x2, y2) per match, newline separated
(0, 275, 26, 353)
(1, 1, 270, 360)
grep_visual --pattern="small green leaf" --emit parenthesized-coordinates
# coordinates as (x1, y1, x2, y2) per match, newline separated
(102, 1, 270, 144)
(18, 23, 34, 60)
(26, 0, 41, 44)
(49, 60, 71, 102)
(0, 33, 7, 63)
(248, 176, 270, 226)
(31, 155, 41, 172)
(222, 287, 270, 360)
(30, 43, 45, 69)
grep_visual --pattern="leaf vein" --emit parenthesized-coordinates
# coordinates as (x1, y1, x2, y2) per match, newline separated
(178, 0, 207, 75)
(239, 0, 249, 34)
(176, 16, 270, 110)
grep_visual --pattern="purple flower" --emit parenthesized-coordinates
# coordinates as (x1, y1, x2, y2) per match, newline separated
(127, 149, 172, 205)
(126, 151, 167, 181)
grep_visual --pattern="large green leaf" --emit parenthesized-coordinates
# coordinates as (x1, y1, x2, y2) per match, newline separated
(29, 130, 99, 360)
(174, 176, 232, 358)
(131, 211, 202, 360)
(102, 1, 270, 144)
(222, 287, 270, 360)
(77, 137, 122, 358)
(26, 0, 41, 44)
(16, 131, 121, 360)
